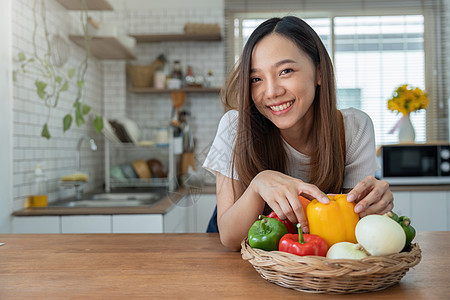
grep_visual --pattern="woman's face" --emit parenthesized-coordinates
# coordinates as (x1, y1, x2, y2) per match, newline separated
(250, 33, 320, 132)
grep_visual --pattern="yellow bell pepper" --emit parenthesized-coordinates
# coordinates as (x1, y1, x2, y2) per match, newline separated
(306, 194, 360, 248)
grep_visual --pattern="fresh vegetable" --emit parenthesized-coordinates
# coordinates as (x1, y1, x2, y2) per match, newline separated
(266, 195, 311, 234)
(355, 214, 406, 256)
(298, 195, 311, 218)
(386, 211, 416, 250)
(279, 224, 328, 257)
(248, 215, 288, 251)
(267, 211, 297, 234)
(387, 211, 400, 222)
(307, 194, 360, 248)
(398, 216, 416, 250)
(326, 242, 368, 260)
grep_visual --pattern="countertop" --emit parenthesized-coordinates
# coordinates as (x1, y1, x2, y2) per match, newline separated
(12, 186, 216, 216)
(0, 232, 447, 299)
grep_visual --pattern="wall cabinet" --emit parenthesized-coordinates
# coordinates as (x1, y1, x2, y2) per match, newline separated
(393, 191, 449, 231)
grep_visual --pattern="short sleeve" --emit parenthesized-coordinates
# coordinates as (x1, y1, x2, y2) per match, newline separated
(342, 108, 380, 189)
(202, 110, 239, 179)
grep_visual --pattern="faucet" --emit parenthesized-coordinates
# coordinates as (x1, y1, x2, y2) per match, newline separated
(75, 134, 97, 200)
(76, 134, 98, 172)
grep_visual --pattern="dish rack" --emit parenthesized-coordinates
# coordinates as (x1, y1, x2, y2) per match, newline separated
(104, 134, 177, 192)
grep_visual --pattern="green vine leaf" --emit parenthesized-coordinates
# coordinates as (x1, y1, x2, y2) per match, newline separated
(60, 80, 69, 92)
(68, 68, 75, 79)
(77, 80, 84, 89)
(35, 81, 47, 99)
(93, 115, 103, 133)
(41, 123, 50, 139)
(63, 114, 72, 132)
(55, 76, 62, 84)
(82, 104, 91, 115)
(75, 106, 85, 127)
(17, 52, 26, 62)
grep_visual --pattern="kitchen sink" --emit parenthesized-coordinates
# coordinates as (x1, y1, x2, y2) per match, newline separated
(49, 192, 165, 208)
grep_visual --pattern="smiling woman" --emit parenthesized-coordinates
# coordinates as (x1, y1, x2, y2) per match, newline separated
(203, 16, 393, 251)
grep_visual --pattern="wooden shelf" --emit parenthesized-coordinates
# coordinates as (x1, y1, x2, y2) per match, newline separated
(130, 87, 221, 94)
(56, 0, 113, 10)
(69, 35, 136, 60)
(131, 33, 222, 43)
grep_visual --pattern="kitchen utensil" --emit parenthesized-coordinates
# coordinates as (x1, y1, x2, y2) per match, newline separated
(121, 118, 141, 144)
(110, 165, 128, 183)
(180, 111, 194, 152)
(171, 91, 185, 127)
(120, 163, 138, 179)
(147, 159, 167, 178)
(132, 159, 152, 178)
(155, 127, 169, 146)
(167, 78, 182, 89)
(110, 121, 133, 143)
(102, 119, 121, 143)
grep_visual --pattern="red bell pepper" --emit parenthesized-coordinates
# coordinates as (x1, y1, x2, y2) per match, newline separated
(279, 224, 328, 257)
(267, 211, 296, 234)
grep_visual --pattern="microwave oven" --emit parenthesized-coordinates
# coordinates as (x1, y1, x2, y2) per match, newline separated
(377, 143, 450, 185)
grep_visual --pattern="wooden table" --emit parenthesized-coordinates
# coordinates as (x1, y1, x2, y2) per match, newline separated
(0, 232, 448, 299)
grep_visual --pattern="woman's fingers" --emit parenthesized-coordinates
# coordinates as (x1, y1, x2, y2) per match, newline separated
(347, 176, 392, 215)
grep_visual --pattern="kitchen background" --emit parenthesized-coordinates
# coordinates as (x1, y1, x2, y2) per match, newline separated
(1, 0, 450, 233)
(9, 0, 225, 208)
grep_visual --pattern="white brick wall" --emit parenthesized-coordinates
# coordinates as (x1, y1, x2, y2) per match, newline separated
(12, 0, 104, 210)
(11, 0, 225, 211)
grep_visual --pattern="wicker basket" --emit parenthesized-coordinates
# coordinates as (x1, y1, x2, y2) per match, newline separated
(241, 239, 421, 294)
(127, 64, 154, 88)
(127, 57, 164, 88)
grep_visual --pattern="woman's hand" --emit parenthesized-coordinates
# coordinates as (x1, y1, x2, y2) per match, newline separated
(346, 176, 393, 217)
(250, 170, 329, 232)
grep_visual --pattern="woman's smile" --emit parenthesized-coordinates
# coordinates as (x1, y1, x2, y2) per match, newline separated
(268, 100, 295, 113)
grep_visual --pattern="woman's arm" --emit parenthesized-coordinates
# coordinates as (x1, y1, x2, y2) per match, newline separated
(216, 170, 329, 251)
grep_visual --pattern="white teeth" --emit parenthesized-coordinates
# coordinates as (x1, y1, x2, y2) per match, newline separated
(270, 101, 294, 112)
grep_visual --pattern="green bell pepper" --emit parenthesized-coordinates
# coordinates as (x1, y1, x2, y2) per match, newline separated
(387, 211, 416, 250)
(248, 215, 288, 251)
(398, 216, 416, 250)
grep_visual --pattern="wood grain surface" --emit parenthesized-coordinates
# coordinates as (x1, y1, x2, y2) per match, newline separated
(0, 232, 448, 299)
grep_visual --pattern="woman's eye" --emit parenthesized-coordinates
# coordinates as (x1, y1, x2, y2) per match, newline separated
(250, 77, 261, 84)
(280, 68, 294, 75)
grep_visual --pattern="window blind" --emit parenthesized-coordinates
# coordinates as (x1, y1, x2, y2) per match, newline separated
(224, 0, 450, 144)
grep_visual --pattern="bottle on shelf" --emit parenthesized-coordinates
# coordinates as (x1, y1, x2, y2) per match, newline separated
(204, 69, 215, 87)
(171, 60, 182, 80)
(167, 60, 183, 89)
(26, 164, 48, 208)
(185, 65, 196, 86)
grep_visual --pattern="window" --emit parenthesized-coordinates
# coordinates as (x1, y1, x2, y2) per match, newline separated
(334, 15, 426, 144)
(227, 8, 447, 145)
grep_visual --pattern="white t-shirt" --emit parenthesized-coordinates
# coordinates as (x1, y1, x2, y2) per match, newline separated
(202, 108, 380, 189)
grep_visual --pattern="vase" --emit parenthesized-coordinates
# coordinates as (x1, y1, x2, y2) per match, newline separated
(398, 114, 415, 143)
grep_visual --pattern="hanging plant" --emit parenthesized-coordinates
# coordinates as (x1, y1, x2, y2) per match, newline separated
(13, 0, 103, 139)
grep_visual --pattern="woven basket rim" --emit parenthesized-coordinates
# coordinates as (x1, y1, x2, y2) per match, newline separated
(241, 238, 422, 294)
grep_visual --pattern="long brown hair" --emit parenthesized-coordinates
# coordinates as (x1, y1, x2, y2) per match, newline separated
(222, 16, 345, 194)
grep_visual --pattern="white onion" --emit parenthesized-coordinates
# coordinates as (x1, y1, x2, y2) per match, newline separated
(326, 242, 368, 260)
(355, 215, 406, 256)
